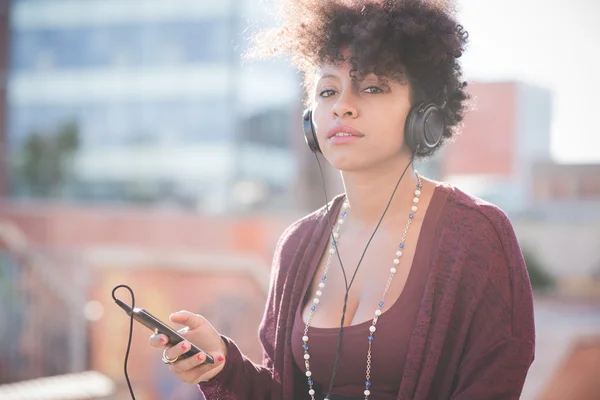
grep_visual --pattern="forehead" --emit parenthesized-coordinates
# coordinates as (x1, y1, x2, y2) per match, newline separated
(315, 62, 353, 79)
(314, 63, 386, 84)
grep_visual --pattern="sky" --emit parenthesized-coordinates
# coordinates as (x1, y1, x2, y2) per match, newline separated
(457, 0, 600, 163)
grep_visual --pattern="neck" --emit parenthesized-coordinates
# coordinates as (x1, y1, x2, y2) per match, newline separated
(340, 155, 419, 227)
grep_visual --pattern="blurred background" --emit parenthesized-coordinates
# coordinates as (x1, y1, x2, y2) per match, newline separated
(0, 0, 598, 399)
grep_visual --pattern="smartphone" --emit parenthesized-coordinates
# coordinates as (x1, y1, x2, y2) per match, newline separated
(115, 298, 214, 364)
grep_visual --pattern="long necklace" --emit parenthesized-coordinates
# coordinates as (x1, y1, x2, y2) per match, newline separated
(301, 174, 423, 400)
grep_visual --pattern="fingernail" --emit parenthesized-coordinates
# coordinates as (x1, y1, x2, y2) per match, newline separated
(159, 337, 166, 343)
(217, 355, 224, 362)
(181, 342, 187, 350)
(197, 354, 204, 361)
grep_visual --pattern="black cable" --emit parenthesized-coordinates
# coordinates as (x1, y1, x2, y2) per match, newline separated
(111, 284, 136, 400)
(314, 151, 417, 399)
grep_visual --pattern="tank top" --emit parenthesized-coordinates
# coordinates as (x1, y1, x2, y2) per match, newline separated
(291, 237, 431, 399)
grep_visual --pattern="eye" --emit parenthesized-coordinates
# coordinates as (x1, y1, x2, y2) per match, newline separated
(363, 86, 383, 94)
(319, 89, 337, 98)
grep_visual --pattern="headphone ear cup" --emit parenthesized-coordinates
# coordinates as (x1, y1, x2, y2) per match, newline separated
(303, 109, 321, 153)
(404, 103, 444, 155)
(404, 106, 421, 153)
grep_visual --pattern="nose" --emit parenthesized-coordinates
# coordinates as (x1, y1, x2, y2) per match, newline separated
(332, 91, 358, 119)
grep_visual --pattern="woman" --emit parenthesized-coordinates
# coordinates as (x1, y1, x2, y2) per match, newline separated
(149, 1, 535, 399)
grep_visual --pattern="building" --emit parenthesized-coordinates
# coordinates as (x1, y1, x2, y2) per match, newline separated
(441, 81, 553, 215)
(0, 0, 9, 197)
(6, 0, 302, 213)
(529, 162, 600, 221)
(438, 81, 600, 295)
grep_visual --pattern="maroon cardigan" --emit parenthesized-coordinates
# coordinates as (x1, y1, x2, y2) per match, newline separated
(199, 184, 535, 399)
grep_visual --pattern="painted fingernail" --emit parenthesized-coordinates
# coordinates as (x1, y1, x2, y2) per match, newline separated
(181, 342, 187, 350)
(197, 354, 204, 361)
(217, 355, 224, 362)
(159, 337, 166, 343)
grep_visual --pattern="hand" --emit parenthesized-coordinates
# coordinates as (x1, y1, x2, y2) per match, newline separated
(149, 310, 227, 384)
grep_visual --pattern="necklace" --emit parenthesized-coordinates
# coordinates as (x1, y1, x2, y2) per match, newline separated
(301, 174, 423, 400)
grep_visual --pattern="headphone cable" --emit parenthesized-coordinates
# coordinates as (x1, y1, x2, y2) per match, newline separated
(112, 284, 137, 400)
(314, 152, 417, 399)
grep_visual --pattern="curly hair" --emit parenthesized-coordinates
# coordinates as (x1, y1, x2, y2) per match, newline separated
(247, 0, 470, 157)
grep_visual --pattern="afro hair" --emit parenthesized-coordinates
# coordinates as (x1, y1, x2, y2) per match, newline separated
(247, 0, 471, 157)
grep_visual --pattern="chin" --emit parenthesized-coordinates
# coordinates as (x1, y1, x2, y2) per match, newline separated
(325, 147, 406, 173)
(324, 151, 375, 172)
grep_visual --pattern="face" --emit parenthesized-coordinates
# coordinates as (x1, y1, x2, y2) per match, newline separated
(311, 62, 413, 172)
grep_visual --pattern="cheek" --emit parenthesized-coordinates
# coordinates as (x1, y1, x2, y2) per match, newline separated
(392, 106, 411, 142)
(375, 113, 407, 146)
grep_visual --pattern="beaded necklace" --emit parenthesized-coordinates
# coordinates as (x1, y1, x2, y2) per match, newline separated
(301, 174, 423, 400)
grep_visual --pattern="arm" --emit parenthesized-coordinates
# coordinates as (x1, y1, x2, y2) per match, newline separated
(450, 207, 535, 400)
(197, 335, 277, 399)
(450, 337, 534, 400)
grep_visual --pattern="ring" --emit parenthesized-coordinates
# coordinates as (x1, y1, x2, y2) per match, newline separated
(162, 347, 180, 364)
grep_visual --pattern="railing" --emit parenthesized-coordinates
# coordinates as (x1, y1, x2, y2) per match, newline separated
(0, 223, 89, 384)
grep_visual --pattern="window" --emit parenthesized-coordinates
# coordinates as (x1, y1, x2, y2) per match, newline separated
(578, 176, 600, 199)
(11, 20, 231, 71)
(9, 100, 232, 149)
(549, 177, 574, 200)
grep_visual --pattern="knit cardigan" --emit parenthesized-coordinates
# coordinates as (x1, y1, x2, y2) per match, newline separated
(199, 184, 535, 399)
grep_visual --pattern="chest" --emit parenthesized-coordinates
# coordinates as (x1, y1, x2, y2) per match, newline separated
(301, 218, 424, 328)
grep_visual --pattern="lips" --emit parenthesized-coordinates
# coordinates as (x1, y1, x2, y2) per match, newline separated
(327, 124, 365, 139)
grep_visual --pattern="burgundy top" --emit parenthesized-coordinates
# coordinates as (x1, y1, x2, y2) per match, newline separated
(199, 184, 536, 400)
(290, 199, 432, 399)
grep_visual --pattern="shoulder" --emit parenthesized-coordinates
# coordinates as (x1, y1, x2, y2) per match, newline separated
(434, 183, 525, 286)
(437, 183, 517, 254)
(443, 184, 512, 233)
(436, 185, 534, 341)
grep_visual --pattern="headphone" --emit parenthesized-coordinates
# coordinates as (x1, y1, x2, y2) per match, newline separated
(303, 102, 445, 156)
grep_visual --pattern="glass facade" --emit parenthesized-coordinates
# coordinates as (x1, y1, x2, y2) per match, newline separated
(11, 21, 230, 71)
(7, 0, 300, 212)
(8, 100, 233, 149)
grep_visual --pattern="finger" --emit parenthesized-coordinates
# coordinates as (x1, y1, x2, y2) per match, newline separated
(149, 333, 169, 348)
(191, 352, 227, 383)
(169, 351, 210, 374)
(174, 352, 227, 384)
(169, 310, 209, 330)
(164, 340, 193, 361)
